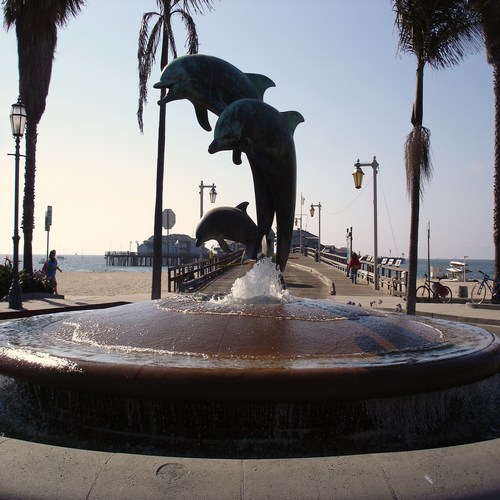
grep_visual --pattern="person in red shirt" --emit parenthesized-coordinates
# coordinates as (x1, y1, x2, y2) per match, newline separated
(347, 252, 361, 284)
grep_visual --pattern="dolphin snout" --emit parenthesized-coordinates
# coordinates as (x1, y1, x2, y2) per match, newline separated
(208, 140, 226, 154)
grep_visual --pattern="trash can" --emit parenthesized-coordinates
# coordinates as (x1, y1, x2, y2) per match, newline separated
(458, 286, 468, 298)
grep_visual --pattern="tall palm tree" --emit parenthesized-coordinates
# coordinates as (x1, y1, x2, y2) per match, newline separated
(393, 0, 483, 314)
(137, 0, 213, 299)
(3, 0, 85, 275)
(470, 0, 500, 276)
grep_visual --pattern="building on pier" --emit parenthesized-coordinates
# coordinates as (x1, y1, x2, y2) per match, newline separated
(105, 233, 208, 267)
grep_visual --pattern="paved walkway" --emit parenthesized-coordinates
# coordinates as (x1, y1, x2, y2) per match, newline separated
(1, 257, 500, 499)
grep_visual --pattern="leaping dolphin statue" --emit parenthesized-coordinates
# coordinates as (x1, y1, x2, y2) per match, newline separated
(154, 54, 275, 132)
(195, 202, 261, 259)
(208, 99, 304, 272)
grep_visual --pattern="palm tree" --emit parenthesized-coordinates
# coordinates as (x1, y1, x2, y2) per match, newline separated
(393, 0, 483, 314)
(3, 0, 85, 275)
(137, 0, 213, 299)
(470, 0, 500, 276)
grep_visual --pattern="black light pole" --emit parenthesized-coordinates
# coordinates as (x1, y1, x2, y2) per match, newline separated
(199, 181, 217, 262)
(346, 226, 353, 260)
(8, 97, 27, 310)
(309, 203, 321, 262)
(352, 156, 379, 290)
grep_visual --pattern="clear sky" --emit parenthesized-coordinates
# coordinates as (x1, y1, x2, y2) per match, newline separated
(0, 0, 495, 261)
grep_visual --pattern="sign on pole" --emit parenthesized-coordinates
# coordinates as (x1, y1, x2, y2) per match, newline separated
(45, 205, 52, 231)
(162, 208, 176, 230)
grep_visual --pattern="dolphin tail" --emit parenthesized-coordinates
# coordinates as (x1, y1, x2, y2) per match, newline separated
(245, 73, 276, 99)
(282, 111, 305, 136)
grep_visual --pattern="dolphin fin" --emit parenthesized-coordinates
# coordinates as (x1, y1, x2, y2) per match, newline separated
(245, 73, 276, 99)
(235, 201, 250, 213)
(218, 238, 231, 253)
(194, 103, 212, 131)
(232, 150, 243, 165)
(282, 111, 305, 136)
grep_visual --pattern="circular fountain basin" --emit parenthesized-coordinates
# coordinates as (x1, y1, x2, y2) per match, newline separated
(1, 295, 499, 457)
(0, 295, 498, 401)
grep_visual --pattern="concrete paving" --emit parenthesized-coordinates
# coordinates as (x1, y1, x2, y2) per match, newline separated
(1, 256, 500, 499)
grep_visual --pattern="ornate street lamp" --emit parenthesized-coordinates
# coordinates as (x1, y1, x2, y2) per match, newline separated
(352, 156, 379, 290)
(8, 97, 27, 310)
(199, 180, 217, 262)
(309, 202, 322, 261)
(199, 180, 217, 218)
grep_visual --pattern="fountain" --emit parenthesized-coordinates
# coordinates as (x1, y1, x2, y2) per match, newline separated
(1, 55, 499, 458)
(0, 258, 499, 457)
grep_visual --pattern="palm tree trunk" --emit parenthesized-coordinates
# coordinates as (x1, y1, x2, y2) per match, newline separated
(406, 163, 420, 315)
(151, 104, 166, 299)
(151, 29, 169, 300)
(406, 65, 424, 315)
(22, 121, 38, 275)
(494, 62, 500, 277)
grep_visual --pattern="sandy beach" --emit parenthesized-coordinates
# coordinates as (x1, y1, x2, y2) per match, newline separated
(57, 271, 169, 297)
(55, 270, 472, 298)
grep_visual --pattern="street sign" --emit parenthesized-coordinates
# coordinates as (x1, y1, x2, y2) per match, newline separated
(162, 208, 176, 230)
(45, 205, 52, 231)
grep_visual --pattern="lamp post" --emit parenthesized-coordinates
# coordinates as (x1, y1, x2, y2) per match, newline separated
(199, 180, 217, 218)
(346, 226, 353, 260)
(309, 202, 321, 261)
(8, 97, 27, 310)
(294, 212, 306, 254)
(352, 156, 379, 290)
(199, 181, 217, 261)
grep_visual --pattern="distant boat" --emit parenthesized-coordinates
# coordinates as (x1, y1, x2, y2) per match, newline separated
(447, 260, 470, 280)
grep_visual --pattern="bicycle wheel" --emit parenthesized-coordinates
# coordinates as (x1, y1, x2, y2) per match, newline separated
(471, 282, 486, 304)
(437, 286, 452, 304)
(416, 285, 430, 303)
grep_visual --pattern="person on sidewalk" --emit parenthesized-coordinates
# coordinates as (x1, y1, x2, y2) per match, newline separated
(43, 249, 62, 294)
(347, 252, 361, 284)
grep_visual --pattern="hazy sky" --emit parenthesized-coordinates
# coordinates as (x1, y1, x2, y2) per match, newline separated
(0, 0, 495, 261)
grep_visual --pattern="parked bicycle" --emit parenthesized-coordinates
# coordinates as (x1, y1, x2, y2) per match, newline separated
(416, 274, 453, 304)
(470, 270, 500, 305)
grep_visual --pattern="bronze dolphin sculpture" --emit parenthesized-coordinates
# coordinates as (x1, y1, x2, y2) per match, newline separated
(154, 54, 275, 132)
(208, 99, 304, 272)
(195, 202, 261, 259)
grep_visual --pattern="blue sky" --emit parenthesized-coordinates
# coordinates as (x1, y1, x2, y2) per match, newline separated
(0, 0, 494, 260)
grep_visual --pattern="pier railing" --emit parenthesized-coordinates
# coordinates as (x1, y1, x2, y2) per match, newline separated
(301, 247, 407, 297)
(168, 250, 245, 293)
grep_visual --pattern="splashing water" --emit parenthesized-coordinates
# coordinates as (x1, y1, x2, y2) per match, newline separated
(217, 258, 293, 304)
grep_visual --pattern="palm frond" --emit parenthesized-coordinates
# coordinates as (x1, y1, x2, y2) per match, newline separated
(176, 0, 215, 15)
(404, 125, 432, 199)
(172, 8, 199, 54)
(163, 15, 178, 60)
(137, 13, 162, 132)
(393, 0, 483, 69)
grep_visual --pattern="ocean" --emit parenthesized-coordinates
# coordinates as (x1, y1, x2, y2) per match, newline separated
(29, 254, 496, 281)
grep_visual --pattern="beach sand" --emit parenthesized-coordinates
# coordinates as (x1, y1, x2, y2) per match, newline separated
(55, 270, 472, 298)
(57, 271, 168, 297)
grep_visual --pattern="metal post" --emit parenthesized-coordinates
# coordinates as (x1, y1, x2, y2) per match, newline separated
(372, 158, 379, 290)
(352, 157, 379, 290)
(427, 221, 431, 280)
(8, 135, 22, 309)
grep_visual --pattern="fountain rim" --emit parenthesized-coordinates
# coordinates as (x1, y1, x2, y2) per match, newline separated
(1, 337, 499, 402)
